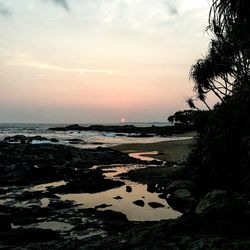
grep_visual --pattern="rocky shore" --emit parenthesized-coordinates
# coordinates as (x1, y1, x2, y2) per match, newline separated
(1, 140, 250, 249)
(0, 141, 145, 249)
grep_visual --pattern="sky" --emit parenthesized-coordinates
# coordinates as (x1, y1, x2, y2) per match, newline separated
(0, 0, 212, 123)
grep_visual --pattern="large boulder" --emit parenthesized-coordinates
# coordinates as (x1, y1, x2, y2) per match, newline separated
(164, 180, 194, 193)
(167, 188, 196, 213)
(195, 190, 248, 217)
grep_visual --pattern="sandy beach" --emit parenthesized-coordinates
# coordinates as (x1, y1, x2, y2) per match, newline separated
(113, 132, 196, 163)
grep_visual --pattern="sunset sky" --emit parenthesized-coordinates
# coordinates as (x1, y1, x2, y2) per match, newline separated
(0, 0, 212, 123)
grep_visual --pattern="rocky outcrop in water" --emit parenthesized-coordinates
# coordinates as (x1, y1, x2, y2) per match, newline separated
(3, 135, 59, 144)
(48, 123, 192, 136)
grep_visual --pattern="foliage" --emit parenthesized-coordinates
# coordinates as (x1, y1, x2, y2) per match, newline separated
(168, 110, 210, 133)
(187, 0, 250, 195)
(189, 0, 250, 107)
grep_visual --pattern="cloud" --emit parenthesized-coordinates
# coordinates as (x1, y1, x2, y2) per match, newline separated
(43, 0, 70, 11)
(52, 0, 70, 11)
(97, 0, 180, 33)
(6, 57, 118, 75)
(0, 2, 11, 17)
(163, 0, 178, 15)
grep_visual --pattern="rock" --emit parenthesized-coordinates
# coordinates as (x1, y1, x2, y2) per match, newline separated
(6, 228, 60, 243)
(195, 190, 248, 217)
(50, 138, 59, 143)
(15, 191, 45, 201)
(133, 200, 145, 207)
(147, 183, 157, 193)
(167, 188, 196, 213)
(3, 135, 27, 144)
(95, 204, 112, 209)
(179, 235, 192, 245)
(64, 124, 85, 131)
(48, 124, 190, 136)
(148, 202, 165, 208)
(48, 199, 76, 209)
(126, 186, 132, 192)
(67, 138, 85, 144)
(0, 143, 140, 186)
(0, 213, 11, 231)
(165, 180, 194, 193)
(3, 135, 58, 144)
(113, 196, 123, 200)
(50, 171, 124, 194)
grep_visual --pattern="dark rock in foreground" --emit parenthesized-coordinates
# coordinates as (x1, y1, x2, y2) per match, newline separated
(195, 190, 248, 217)
(126, 186, 132, 192)
(0, 143, 142, 186)
(133, 200, 145, 207)
(48, 199, 76, 209)
(148, 202, 165, 208)
(167, 189, 197, 213)
(2, 228, 60, 244)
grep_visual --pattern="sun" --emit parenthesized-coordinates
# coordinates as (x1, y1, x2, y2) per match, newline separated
(120, 118, 126, 123)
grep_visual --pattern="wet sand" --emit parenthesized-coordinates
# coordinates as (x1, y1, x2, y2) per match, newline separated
(113, 132, 196, 163)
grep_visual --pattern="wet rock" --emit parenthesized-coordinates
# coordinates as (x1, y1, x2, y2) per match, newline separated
(88, 209, 129, 232)
(50, 138, 59, 143)
(165, 180, 194, 193)
(0, 187, 9, 195)
(113, 196, 123, 200)
(9, 206, 52, 226)
(3, 135, 58, 144)
(0, 213, 11, 231)
(122, 165, 187, 187)
(48, 199, 76, 209)
(15, 190, 45, 201)
(195, 190, 248, 217)
(67, 138, 85, 144)
(148, 202, 165, 208)
(0, 143, 140, 186)
(95, 204, 112, 209)
(126, 186, 132, 192)
(147, 183, 157, 193)
(50, 170, 124, 194)
(187, 238, 226, 250)
(133, 200, 145, 207)
(3, 135, 27, 144)
(4, 228, 60, 244)
(167, 189, 196, 213)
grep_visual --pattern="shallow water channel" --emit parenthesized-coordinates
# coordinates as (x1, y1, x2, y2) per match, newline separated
(0, 151, 181, 235)
(58, 151, 181, 221)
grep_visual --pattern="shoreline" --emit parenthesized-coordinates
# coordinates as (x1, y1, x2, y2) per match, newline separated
(112, 131, 196, 163)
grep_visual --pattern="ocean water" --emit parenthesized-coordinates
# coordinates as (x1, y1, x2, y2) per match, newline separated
(0, 122, 187, 148)
(0, 123, 186, 221)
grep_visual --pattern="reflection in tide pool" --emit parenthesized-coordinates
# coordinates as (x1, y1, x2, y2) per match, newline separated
(60, 159, 182, 222)
(27, 181, 67, 192)
(129, 151, 162, 162)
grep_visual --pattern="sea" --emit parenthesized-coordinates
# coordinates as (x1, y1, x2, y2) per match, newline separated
(0, 122, 189, 148)
(0, 122, 187, 221)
